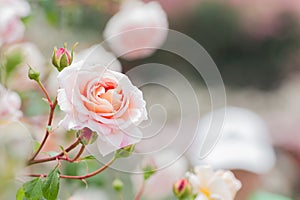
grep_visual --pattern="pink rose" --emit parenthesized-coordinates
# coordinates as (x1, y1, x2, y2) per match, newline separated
(57, 59, 147, 155)
(0, 8, 25, 46)
(103, 0, 168, 60)
(0, 0, 30, 46)
(0, 84, 22, 122)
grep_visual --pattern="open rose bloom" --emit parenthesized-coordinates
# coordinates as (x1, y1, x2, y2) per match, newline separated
(185, 166, 242, 200)
(57, 57, 147, 155)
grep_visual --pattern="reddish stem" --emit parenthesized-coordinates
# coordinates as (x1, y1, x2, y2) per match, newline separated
(28, 97, 58, 162)
(28, 138, 81, 165)
(28, 157, 116, 179)
(37, 80, 53, 108)
(134, 179, 145, 200)
(69, 144, 85, 162)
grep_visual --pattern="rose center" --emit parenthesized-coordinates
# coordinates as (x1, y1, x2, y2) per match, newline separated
(84, 78, 123, 114)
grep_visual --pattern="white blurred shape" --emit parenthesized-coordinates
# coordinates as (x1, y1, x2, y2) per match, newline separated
(187, 106, 276, 174)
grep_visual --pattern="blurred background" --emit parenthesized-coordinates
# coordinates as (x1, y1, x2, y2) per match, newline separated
(1, 0, 300, 199)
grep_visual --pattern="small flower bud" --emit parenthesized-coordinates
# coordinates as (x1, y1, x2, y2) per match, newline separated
(141, 158, 157, 180)
(28, 66, 40, 82)
(114, 144, 135, 158)
(173, 178, 193, 199)
(52, 43, 77, 71)
(112, 178, 123, 192)
(77, 127, 98, 145)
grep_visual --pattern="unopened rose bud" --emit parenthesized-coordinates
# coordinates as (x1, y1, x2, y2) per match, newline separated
(114, 144, 135, 158)
(52, 43, 77, 71)
(77, 127, 98, 145)
(142, 158, 157, 180)
(112, 178, 123, 192)
(173, 178, 193, 199)
(28, 66, 40, 82)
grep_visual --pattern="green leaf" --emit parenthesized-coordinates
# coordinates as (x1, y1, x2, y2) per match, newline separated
(80, 155, 96, 161)
(16, 186, 27, 200)
(23, 178, 44, 200)
(33, 140, 41, 153)
(42, 166, 60, 200)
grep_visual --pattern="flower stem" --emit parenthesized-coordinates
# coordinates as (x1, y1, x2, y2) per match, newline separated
(28, 157, 116, 179)
(69, 144, 85, 162)
(28, 137, 81, 165)
(28, 97, 58, 162)
(134, 179, 145, 200)
(37, 80, 53, 108)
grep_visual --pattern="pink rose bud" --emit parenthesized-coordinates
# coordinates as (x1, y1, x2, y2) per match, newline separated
(173, 178, 192, 199)
(52, 43, 77, 71)
(77, 127, 98, 145)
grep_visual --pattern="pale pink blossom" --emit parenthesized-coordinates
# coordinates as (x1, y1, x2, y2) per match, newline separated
(4, 42, 45, 91)
(103, 0, 168, 60)
(186, 166, 241, 200)
(0, 0, 30, 46)
(57, 59, 147, 155)
(0, 8, 25, 46)
(0, 84, 22, 122)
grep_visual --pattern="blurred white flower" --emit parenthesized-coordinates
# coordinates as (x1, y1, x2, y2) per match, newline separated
(131, 151, 188, 199)
(68, 188, 109, 200)
(186, 166, 241, 200)
(0, 0, 30, 46)
(74, 44, 122, 72)
(4, 42, 45, 91)
(0, 121, 32, 198)
(0, 84, 22, 122)
(0, 0, 31, 17)
(104, 0, 168, 60)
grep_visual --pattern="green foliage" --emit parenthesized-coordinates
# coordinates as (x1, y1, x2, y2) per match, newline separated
(17, 167, 60, 200)
(4, 50, 23, 78)
(22, 178, 44, 200)
(80, 155, 96, 161)
(39, 0, 60, 26)
(33, 140, 41, 153)
(16, 187, 27, 200)
(42, 167, 60, 200)
(114, 145, 135, 159)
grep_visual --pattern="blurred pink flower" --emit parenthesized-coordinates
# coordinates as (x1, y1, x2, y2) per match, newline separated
(0, 84, 22, 122)
(131, 151, 188, 199)
(0, 0, 30, 46)
(103, 0, 168, 60)
(4, 42, 45, 91)
(186, 166, 241, 200)
(57, 59, 147, 155)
